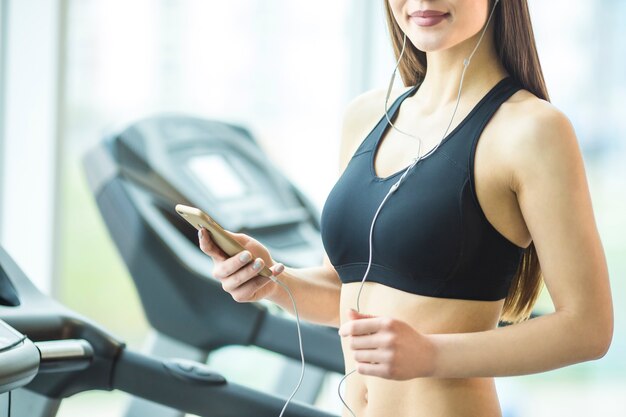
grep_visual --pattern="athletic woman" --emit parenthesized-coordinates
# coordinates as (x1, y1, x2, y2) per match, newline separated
(198, 1, 613, 416)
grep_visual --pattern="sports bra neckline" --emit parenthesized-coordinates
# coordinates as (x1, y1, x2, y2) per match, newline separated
(371, 76, 515, 181)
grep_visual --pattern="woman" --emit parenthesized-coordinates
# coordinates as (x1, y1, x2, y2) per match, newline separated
(198, 1, 614, 416)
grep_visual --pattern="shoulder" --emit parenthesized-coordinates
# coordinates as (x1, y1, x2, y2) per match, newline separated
(338, 85, 413, 171)
(343, 85, 412, 124)
(491, 88, 579, 193)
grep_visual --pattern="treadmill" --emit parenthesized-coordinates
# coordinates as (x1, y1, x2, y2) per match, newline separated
(83, 115, 344, 417)
(0, 245, 338, 417)
(0, 289, 40, 415)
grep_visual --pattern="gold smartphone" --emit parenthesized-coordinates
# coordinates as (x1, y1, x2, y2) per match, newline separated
(175, 204, 273, 278)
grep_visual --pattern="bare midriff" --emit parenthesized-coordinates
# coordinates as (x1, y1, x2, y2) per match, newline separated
(339, 281, 504, 417)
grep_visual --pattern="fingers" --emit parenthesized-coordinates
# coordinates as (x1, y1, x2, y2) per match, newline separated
(355, 363, 392, 379)
(212, 249, 256, 280)
(353, 348, 390, 364)
(197, 227, 282, 302)
(229, 275, 273, 302)
(348, 334, 382, 350)
(220, 257, 266, 291)
(339, 317, 390, 337)
(348, 309, 376, 320)
(271, 263, 285, 276)
(198, 228, 228, 261)
(218, 256, 277, 302)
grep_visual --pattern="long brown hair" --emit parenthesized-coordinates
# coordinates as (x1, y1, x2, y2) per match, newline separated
(383, 0, 547, 323)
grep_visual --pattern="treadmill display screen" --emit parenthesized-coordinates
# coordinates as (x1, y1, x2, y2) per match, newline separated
(187, 154, 248, 199)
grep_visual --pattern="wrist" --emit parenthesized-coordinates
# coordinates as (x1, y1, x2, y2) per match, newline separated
(425, 333, 444, 378)
(265, 280, 282, 304)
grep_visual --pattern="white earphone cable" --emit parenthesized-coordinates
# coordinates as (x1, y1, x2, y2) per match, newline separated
(271, 3, 502, 416)
(337, 2, 501, 415)
(274, 277, 306, 417)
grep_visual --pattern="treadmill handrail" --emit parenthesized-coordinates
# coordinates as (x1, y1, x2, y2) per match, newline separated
(114, 349, 339, 417)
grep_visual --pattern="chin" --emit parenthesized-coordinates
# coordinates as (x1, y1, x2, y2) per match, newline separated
(407, 33, 450, 53)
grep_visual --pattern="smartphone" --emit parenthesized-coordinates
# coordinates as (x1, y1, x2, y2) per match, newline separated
(175, 204, 273, 278)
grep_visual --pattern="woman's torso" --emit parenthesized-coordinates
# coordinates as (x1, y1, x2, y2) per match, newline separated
(339, 283, 503, 417)
(322, 75, 537, 417)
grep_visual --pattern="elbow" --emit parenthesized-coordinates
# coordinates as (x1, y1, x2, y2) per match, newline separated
(561, 307, 614, 362)
(589, 322, 613, 360)
(585, 314, 614, 360)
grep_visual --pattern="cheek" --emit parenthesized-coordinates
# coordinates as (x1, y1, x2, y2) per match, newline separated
(388, 0, 407, 31)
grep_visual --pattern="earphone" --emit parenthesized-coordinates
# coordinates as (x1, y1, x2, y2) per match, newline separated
(271, 1, 502, 416)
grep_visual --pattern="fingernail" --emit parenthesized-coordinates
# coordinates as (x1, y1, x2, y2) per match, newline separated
(274, 264, 285, 275)
(198, 229, 203, 240)
(239, 252, 251, 262)
(252, 259, 262, 271)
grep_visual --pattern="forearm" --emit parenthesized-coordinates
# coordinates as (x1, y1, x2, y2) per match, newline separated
(266, 265, 341, 328)
(430, 309, 612, 378)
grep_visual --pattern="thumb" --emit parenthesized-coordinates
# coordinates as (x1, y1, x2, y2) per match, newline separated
(348, 308, 376, 320)
(223, 229, 251, 246)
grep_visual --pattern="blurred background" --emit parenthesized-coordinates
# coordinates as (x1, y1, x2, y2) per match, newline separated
(0, 0, 624, 416)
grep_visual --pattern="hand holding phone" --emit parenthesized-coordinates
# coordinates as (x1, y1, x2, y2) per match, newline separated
(175, 204, 275, 279)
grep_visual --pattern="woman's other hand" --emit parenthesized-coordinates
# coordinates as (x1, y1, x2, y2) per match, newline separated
(339, 309, 438, 380)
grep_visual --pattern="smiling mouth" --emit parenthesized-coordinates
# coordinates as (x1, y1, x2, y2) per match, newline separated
(411, 10, 448, 17)
(409, 11, 450, 27)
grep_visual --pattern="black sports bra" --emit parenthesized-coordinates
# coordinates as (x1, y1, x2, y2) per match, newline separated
(320, 76, 527, 301)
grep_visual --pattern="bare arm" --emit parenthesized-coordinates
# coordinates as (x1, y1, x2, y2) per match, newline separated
(428, 103, 613, 377)
(339, 102, 614, 380)
(266, 255, 342, 327)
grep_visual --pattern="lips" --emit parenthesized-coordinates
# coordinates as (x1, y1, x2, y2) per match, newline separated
(410, 10, 448, 17)
(409, 10, 450, 27)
